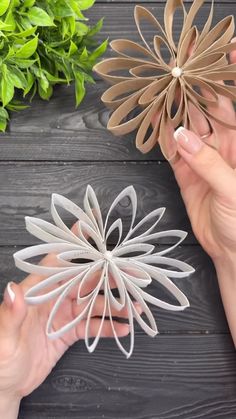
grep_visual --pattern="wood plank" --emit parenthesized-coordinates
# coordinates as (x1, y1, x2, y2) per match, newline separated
(0, 83, 161, 162)
(0, 245, 228, 333)
(87, 3, 236, 45)
(0, 4, 235, 162)
(96, 0, 235, 3)
(19, 334, 236, 419)
(0, 161, 196, 246)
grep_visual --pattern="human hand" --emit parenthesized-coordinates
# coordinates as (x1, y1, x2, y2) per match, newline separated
(0, 234, 135, 418)
(167, 43, 236, 346)
(170, 46, 236, 265)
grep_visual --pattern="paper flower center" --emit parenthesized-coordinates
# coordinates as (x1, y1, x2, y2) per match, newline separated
(171, 66, 183, 78)
(104, 250, 113, 261)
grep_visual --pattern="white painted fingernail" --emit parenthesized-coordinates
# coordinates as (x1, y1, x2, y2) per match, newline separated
(7, 282, 15, 303)
(174, 126, 203, 154)
(174, 126, 189, 143)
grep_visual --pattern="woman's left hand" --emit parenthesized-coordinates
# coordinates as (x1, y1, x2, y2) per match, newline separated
(0, 250, 133, 419)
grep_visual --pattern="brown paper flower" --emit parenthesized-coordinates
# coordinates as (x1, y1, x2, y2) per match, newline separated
(94, 0, 236, 160)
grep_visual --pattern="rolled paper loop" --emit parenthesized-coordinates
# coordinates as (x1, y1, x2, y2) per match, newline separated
(14, 185, 194, 357)
(101, 78, 152, 109)
(177, 26, 199, 68)
(107, 91, 153, 136)
(184, 52, 227, 72)
(94, 0, 236, 161)
(110, 39, 156, 62)
(164, 0, 186, 53)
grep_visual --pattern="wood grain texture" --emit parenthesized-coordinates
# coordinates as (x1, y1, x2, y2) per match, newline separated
(19, 335, 236, 419)
(0, 3, 235, 163)
(0, 245, 228, 333)
(97, 0, 235, 3)
(0, 83, 161, 162)
(0, 161, 197, 246)
(0, 1, 235, 418)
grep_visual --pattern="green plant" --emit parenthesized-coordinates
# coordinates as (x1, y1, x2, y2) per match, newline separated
(0, 0, 107, 131)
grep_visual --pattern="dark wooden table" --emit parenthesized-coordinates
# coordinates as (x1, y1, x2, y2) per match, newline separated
(1, 1, 236, 418)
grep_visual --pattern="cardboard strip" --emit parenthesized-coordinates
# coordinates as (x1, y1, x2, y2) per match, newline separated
(13, 185, 194, 358)
(94, 0, 236, 160)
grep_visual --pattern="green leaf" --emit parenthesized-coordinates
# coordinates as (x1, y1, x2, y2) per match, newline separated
(88, 18, 104, 37)
(15, 36, 38, 58)
(74, 72, 85, 107)
(0, 0, 106, 127)
(38, 71, 49, 92)
(0, 106, 9, 120)
(0, 19, 11, 29)
(6, 101, 29, 111)
(1, 66, 14, 106)
(0, 117, 7, 131)
(28, 7, 55, 26)
(75, 21, 88, 36)
(8, 66, 27, 89)
(3, 11, 16, 31)
(23, 71, 35, 96)
(44, 71, 67, 83)
(89, 39, 108, 62)
(0, 0, 10, 17)
(14, 26, 37, 38)
(53, 1, 74, 18)
(76, 0, 95, 11)
(38, 82, 53, 100)
(68, 40, 77, 56)
(11, 58, 36, 68)
(23, 0, 36, 7)
(69, 0, 86, 18)
(66, 16, 76, 35)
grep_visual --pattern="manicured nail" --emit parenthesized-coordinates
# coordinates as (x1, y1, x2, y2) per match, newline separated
(174, 126, 203, 154)
(7, 282, 15, 303)
(134, 302, 142, 315)
(123, 324, 130, 333)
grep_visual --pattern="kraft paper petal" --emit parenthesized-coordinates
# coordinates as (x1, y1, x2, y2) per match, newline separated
(13, 185, 194, 358)
(94, 0, 236, 160)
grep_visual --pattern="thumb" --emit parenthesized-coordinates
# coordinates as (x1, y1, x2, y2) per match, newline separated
(0, 282, 27, 340)
(174, 127, 236, 202)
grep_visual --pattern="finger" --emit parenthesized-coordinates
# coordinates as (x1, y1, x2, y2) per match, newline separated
(174, 127, 236, 202)
(66, 270, 117, 300)
(76, 318, 130, 340)
(198, 42, 236, 123)
(22, 222, 88, 292)
(187, 101, 212, 138)
(230, 37, 236, 76)
(73, 295, 142, 318)
(0, 283, 27, 344)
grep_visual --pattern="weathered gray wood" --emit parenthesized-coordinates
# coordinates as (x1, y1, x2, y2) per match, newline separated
(87, 3, 236, 46)
(0, 3, 235, 162)
(0, 245, 228, 333)
(19, 334, 236, 419)
(0, 83, 162, 162)
(0, 1, 235, 417)
(97, 0, 235, 3)
(0, 161, 196, 246)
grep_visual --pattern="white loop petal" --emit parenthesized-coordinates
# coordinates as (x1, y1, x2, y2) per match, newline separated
(14, 185, 194, 357)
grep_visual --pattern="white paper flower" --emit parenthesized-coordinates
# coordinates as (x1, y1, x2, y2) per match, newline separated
(14, 185, 194, 357)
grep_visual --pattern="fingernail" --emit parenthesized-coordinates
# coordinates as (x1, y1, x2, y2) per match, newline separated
(231, 37, 236, 43)
(174, 126, 203, 154)
(123, 324, 130, 333)
(134, 302, 142, 315)
(7, 282, 15, 303)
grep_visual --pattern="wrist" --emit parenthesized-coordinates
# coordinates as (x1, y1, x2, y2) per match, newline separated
(213, 252, 236, 282)
(0, 393, 21, 419)
(213, 252, 236, 348)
